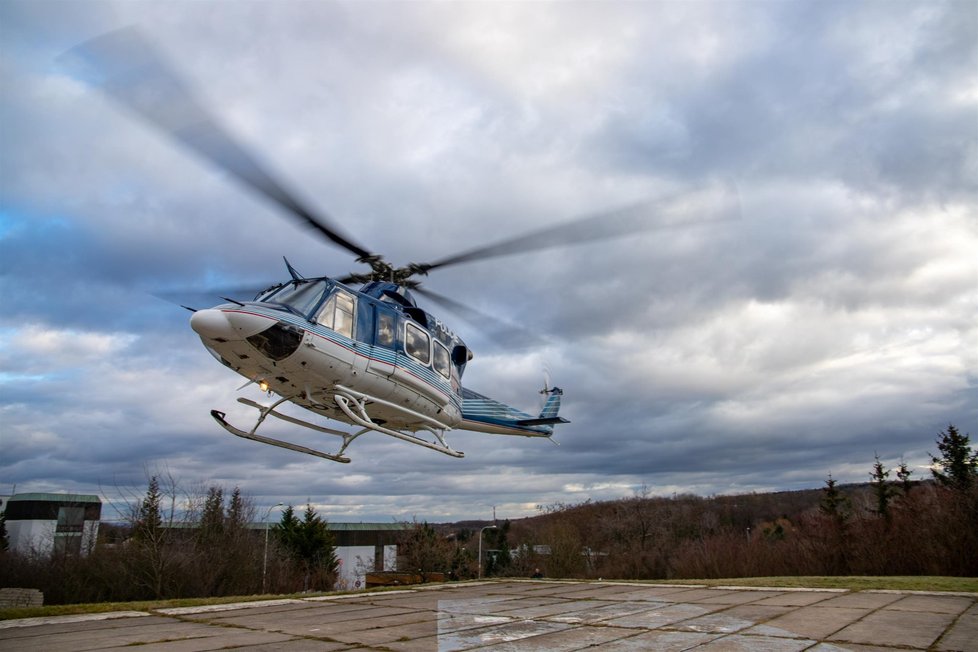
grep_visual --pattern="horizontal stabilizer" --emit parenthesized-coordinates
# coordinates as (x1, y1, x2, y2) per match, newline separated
(516, 416, 571, 427)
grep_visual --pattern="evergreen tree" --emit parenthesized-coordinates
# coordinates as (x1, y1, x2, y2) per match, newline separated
(275, 504, 338, 590)
(198, 486, 225, 545)
(133, 476, 164, 542)
(0, 507, 7, 552)
(275, 505, 301, 553)
(129, 475, 173, 599)
(484, 521, 513, 577)
(222, 487, 256, 594)
(931, 424, 978, 491)
(818, 474, 851, 574)
(819, 474, 851, 521)
(299, 504, 339, 573)
(192, 485, 257, 596)
(226, 487, 247, 530)
(869, 454, 897, 520)
(896, 458, 913, 495)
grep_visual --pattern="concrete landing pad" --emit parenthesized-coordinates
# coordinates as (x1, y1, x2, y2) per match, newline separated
(1, 580, 975, 651)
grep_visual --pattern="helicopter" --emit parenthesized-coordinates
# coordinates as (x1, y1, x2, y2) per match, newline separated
(68, 28, 735, 463)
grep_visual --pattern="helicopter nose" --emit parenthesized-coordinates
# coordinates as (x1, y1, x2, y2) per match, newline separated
(190, 308, 273, 340)
(190, 309, 231, 340)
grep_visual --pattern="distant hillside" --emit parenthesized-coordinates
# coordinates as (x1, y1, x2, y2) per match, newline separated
(452, 481, 892, 533)
(442, 479, 976, 581)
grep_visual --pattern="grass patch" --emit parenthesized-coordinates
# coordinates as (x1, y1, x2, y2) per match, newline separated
(0, 581, 434, 621)
(643, 576, 978, 592)
(3, 576, 974, 621)
(0, 592, 325, 621)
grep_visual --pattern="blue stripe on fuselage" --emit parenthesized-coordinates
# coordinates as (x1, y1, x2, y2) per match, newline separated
(222, 306, 459, 410)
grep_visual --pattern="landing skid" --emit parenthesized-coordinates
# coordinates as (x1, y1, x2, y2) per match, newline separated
(211, 408, 352, 463)
(210, 387, 463, 462)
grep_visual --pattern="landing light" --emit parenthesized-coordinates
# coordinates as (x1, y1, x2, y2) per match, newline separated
(259, 380, 269, 393)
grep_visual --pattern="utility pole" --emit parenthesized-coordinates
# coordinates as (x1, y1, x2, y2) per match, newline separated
(262, 502, 284, 593)
(478, 525, 497, 579)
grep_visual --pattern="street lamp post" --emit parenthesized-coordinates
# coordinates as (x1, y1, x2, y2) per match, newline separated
(478, 525, 497, 580)
(262, 502, 284, 593)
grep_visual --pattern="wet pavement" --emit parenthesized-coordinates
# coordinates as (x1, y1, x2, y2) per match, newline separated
(1, 580, 975, 651)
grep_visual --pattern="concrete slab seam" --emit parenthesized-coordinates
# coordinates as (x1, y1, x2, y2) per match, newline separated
(158, 605, 353, 647)
(306, 590, 418, 601)
(155, 599, 306, 615)
(930, 602, 976, 652)
(818, 595, 917, 649)
(713, 586, 849, 593)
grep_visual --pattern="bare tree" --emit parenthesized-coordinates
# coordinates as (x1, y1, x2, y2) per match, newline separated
(397, 520, 453, 582)
(127, 472, 182, 599)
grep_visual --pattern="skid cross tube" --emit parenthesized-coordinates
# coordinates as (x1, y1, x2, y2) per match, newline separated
(209, 384, 463, 461)
(333, 386, 463, 458)
(333, 384, 452, 431)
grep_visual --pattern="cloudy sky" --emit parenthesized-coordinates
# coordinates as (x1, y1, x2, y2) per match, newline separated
(2, 1, 976, 524)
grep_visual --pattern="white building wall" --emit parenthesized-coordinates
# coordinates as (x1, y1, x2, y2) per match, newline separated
(3, 494, 101, 557)
(383, 544, 398, 571)
(333, 544, 401, 590)
(7, 519, 57, 556)
(335, 545, 377, 591)
(81, 520, 100, 554)
(7, 518, 100, 556)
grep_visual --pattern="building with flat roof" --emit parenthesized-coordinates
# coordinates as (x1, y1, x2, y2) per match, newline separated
(328, 522, 408, 590)
(247, 521, 409, 590)
(0, 493, 407, 591)
(2, 493, 101, 556)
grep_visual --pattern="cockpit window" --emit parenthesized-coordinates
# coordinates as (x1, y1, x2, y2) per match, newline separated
(269, 280, 328, 317)
(404, 322, 430, 364)
(317, 290, 356, 338)
(255, 284, 286, 302)
(376, 311, 394, 346)
(433, 340, 451, 379)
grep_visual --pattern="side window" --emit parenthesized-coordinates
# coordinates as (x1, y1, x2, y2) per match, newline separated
(404, 322, 431, 364)
(376, 311, 394, 347)
(333, 292, 355, 338)
(317, 291, 356, 338)
(317, 295, 336, 328)
(433, 341, 451, 379)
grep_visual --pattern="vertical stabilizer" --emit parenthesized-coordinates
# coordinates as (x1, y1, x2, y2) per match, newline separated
(514, 387, 568, 427)
(539, 387, 563, 420)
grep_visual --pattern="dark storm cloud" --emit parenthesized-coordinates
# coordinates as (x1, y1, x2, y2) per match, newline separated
(1, 0, 975, 520)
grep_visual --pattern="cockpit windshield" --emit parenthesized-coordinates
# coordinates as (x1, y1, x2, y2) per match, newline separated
(263, 280, 329, 317)
(255, 284, 285, 302)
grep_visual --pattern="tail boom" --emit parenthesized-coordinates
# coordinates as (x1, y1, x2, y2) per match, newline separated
(460, 386, 568, 437)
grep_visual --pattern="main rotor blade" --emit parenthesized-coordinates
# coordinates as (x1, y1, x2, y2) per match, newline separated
(413, 287, 543, 348)
(418, 185, 740, 274)
(152, 284, 272, 307)
(63, 27, 373, 261)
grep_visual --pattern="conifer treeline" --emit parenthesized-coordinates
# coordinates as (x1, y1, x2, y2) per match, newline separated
(1, 426, 974, 603)
(479, 425, 978, 579)
(0, 476, 340, 604)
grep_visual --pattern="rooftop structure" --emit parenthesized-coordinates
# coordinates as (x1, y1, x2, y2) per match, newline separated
(2, 493, 102, 556)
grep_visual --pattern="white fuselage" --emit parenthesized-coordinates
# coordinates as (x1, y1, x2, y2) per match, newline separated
(192, 304, 463, 433)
